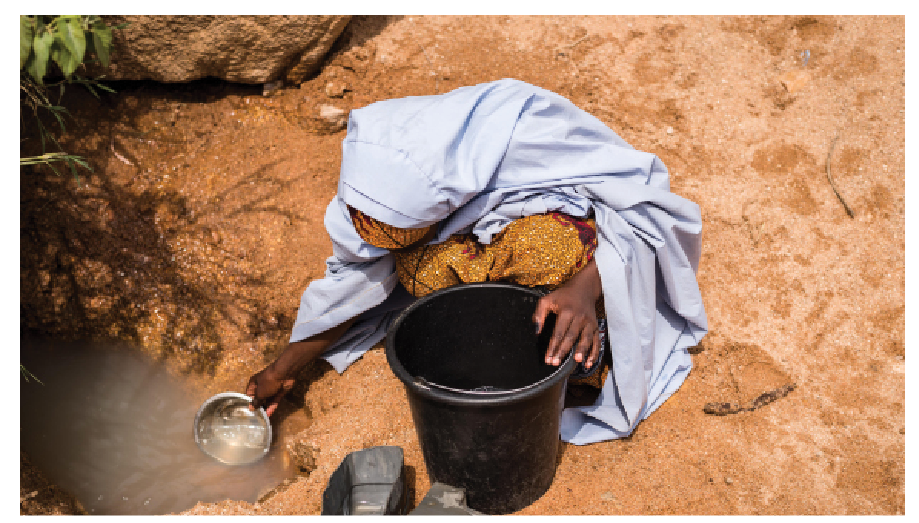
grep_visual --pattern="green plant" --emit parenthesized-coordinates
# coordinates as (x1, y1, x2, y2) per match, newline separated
(21, 15, 114, 83)
(19, 15, 121, 178)
(21, 365, 43, 385)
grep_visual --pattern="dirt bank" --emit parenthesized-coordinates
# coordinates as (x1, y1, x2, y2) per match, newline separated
(20, 15, 904, 515)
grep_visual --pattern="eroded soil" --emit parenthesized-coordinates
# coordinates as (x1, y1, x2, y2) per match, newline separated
(20, 15, 904, 515)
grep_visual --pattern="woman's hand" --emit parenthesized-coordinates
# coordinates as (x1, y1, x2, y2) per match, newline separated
(532, 259, 602, 369)
(244, 319, 356, 418)
(245, 363, 296, 418)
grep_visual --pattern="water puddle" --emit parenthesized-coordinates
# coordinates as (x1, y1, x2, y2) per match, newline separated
(20, 340, 293, 515)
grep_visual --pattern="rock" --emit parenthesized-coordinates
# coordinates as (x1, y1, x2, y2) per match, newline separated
(600, 491, 616, 501)
(285, 438, 319, 476)
(319, 104, 349, 131)
(91, 16, 351, 84)
(262, 81, 284, 97)
(778, 70, 810, 94)
(724, 477, 734, 485)
(325, 81, 348, 98)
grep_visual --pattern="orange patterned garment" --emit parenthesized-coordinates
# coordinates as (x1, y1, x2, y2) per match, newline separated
(348, 206, 436, 250)
(348, 205, 598, 297)
(393, 212, 597, 298)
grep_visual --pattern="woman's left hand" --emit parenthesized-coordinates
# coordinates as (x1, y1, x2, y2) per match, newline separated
(532, 259, 602, 369)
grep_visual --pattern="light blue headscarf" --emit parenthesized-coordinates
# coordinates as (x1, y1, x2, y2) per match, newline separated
(289, 79, 707, 445)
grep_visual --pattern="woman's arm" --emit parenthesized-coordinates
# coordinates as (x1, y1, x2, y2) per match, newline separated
(246, 317, 356, 417)
(532, 258, 602, 369)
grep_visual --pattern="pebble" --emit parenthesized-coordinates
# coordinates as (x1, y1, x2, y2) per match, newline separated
(600, 491, 616, 501)
(777, 70, 810, 94)
(319, 104, 349, 131)
(724, 477, 733, 485)
(262, 80, 283, 96)
(325, 81, 348, 98)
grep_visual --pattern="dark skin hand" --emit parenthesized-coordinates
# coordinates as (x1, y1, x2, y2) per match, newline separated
(533, 258, 603, 369)
(246, 318, 355, 417)
(245, 229, 436, 417)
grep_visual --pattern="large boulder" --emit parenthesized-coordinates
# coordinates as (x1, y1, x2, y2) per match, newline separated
(92, 15, 351, 84)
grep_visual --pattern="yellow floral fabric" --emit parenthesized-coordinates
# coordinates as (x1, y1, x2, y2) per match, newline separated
(394, 212, 598, 298)
(348, 206, 436, 250)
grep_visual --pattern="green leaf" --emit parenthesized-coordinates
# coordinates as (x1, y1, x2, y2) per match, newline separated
(28, 27, 53, 83)
(51, 108, 66, 133)
(90, 24, 112, 67)
(50, 39, 79, 79)
(56, 16, 86, 65)
(82, 81, 100, 99)
(21, 16, 34, 69)
(68, 159, 78, 179)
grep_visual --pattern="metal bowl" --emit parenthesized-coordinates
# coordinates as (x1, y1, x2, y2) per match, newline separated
(193, 392, 272, 465)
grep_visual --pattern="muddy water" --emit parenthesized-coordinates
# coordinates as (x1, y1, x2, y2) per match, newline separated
(20, 341, 293, 515)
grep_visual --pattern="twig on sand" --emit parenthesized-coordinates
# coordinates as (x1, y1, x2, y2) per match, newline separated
(418, 44, 439, 94)
(826, 134, 855, 218)
(111, 138, 133, 166)
(555, 34, 591, 58)
(704, 383, 797, 416)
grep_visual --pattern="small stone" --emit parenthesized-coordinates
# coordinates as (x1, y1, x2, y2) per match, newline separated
(724, 477, 733, 485)
(286, 438, 320, 476)
(325, 81, 348, 98)
(777, 70, 810, 94)
(666, 126, 674, 134)
(263, 80, 284, 96)
(601, 491, 616, 501)
(319, 104, 348, 131)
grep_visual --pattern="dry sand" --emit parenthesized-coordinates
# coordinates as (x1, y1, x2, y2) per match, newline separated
(20, 15, 904, 515)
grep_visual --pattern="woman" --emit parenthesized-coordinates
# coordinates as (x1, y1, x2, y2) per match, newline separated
(246, 79, 707, 445)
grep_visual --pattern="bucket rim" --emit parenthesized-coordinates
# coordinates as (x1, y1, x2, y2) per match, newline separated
(384, 282, 575, 407)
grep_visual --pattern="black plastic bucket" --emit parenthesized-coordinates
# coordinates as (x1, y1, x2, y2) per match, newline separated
(385, 282, 575, 514)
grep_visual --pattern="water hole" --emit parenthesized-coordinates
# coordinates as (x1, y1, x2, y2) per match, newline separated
(20, 340, 294, 515)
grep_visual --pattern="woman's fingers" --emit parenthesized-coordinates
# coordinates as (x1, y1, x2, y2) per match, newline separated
(547, 309, 576, 365)
(245, 377, 260, 411)
(573, 321, 596, 365)
(535, 292, 600, 368)
(265, 398, 281, 418)
(584, 328, 601, 370)
(532, 295, 554, 335)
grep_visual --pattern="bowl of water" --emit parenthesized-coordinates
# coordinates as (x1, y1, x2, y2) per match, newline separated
(194, 392, 271, 465)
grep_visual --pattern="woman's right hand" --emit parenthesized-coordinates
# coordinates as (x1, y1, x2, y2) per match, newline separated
(245, 364, 295, 418)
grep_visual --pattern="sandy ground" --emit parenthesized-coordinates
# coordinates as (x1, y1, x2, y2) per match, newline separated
(20, 15, 904, 515)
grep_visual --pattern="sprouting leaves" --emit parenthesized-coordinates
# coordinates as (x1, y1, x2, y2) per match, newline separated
(20, 15, 122, 181)
(20, 15, 118, 83)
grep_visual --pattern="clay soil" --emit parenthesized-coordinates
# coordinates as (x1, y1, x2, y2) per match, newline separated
(20, 15, 904, 515)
